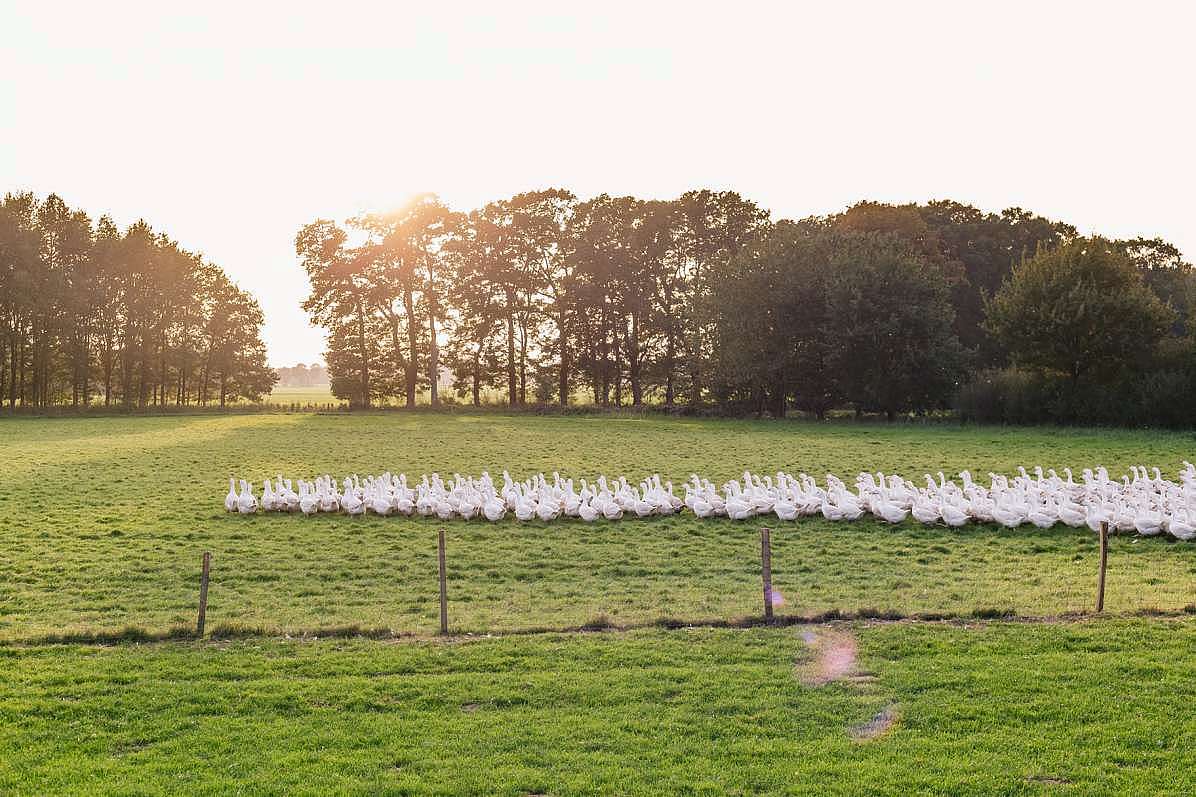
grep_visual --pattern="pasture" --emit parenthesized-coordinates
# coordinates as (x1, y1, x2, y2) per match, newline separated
(5, 620, 1196, 794)
(2, 412, 1195, 793)
(263, 385, 345, 406)
(2, 413, 1194, 639)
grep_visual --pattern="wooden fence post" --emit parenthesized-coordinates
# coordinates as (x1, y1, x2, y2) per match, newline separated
(1096, 521, 1109, 613)
(197, 551, 211, 637)
(761, 527, 774, 623)
(438, 529, 449, 635)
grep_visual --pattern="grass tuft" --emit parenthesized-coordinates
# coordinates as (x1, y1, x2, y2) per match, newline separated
(15, 625, 194, 646)
(857, 607, 907, 621)
(209, 622, 272, 640)
(971, 607, 1017, 619)
(578, 614, 616, 631)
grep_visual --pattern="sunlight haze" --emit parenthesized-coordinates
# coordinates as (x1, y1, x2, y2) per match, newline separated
(3, 0, 1192, 366)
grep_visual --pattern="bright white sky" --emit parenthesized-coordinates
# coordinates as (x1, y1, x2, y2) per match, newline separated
(2, 1, 1192, 366)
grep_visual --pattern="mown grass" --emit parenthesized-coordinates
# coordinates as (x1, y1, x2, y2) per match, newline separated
(1, 413, 1195, 639)
(1, 618, 1193, 794)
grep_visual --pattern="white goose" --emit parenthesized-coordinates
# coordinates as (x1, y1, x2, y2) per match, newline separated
(577, 498, 600, 522)
(219, 465, 1196, 542)
(236, 480, 258, 514)
(299, 482, 319, 516)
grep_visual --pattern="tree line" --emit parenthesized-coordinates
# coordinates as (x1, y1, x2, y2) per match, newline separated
(298, 191, 766, 409)
(0, 192, 275, 409)
(300, 190, 1194, 422)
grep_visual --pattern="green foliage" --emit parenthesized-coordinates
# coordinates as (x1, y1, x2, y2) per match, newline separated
(835, 200, 1077, 368)
(823, 233, 968, 416)
(1114, 236, 1196, 336)
(958, 360, 1196, 428)
(713, 226, 966, 416)
(0, 192, 274, 408)
(302, 193, 1196, 426)
(985, 238, 1174, 381)
(712, 220, 837, 415)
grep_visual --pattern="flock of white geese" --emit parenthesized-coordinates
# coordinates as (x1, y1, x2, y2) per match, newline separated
(225, 463, 1196, 541)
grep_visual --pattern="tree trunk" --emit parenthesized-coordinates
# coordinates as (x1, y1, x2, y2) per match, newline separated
(517, 314, 528, 405)
(664, 289, 676, 406)
(354, 297, 370, 409)
(612, 319, 622, 407)
(159, 328, 168, 407)
(505, 291, 517, 406)
(8, 333, 17, 408)
(19, 336, 27, 408)
(557, 307, 568, 407)
(599, 302, 610, 406)
(120, 321, 133, 409)
(690, 262, 703, 408)
(428, 316, 439, 406)
(427, 259, 439, 407)
(629, 310, 642, 407)
(403, 287, 418, 407)
(385, 308, 407, 405)
(471, 348, 481, 407)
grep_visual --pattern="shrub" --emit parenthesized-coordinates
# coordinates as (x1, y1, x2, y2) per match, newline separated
(958, 366, 1196, 428)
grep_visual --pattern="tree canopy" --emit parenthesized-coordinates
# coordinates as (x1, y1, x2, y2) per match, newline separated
(296, 192, 1193, 421)
(0, 192, 275, 409)
(985, 238, 1175, 382)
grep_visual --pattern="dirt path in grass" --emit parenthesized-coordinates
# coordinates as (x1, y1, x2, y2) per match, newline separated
(850, 704, 899, 740)
(797, 628, 861, 686)
(797, 627, 899, 740)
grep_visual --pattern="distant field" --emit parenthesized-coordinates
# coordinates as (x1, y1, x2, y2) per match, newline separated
(262, 385, 343, 405)
(260, 385, 495, 407)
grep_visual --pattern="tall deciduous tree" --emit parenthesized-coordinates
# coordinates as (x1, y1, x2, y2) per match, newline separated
(0, 192, 273, 409)
(511, 189, 577, 405)
(298, 220, 377, 408)
(712, 219, 839, 416)
(674, 190, 768, 406)
(823, 233, 967, 418)
(985, 238, 1174, 382)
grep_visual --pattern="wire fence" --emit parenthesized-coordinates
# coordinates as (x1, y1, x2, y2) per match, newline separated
(13, 521, 1173, 647)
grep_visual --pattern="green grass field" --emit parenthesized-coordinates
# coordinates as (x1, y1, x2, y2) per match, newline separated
(4, 620, 1195, 794)
(2, 413, 1195, 793)
(2, 413, 1194, 639)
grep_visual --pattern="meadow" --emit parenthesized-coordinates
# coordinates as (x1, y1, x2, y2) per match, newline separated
(2, 413, 1194, 639)
(4, 619, 1195, 794)
(2, 412, 1195, 793)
